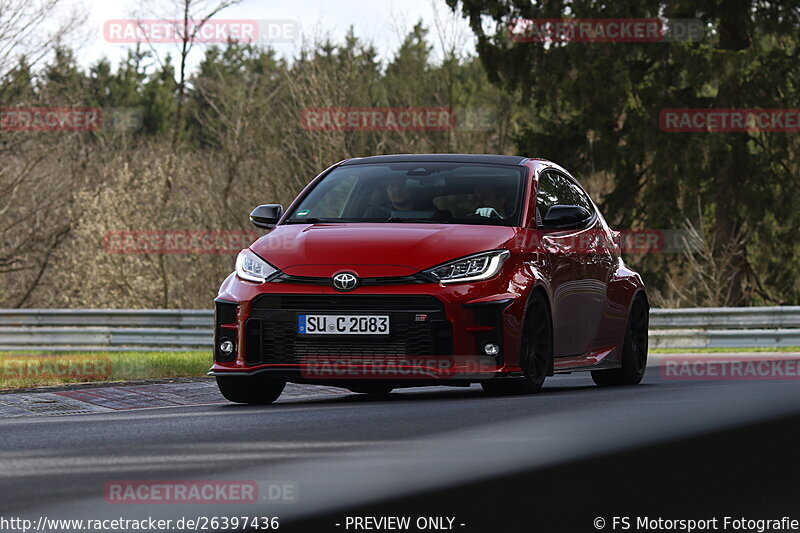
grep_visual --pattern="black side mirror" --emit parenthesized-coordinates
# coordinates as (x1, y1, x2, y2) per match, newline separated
(542, 205, 592, 229)
(250, 204, 283, 229)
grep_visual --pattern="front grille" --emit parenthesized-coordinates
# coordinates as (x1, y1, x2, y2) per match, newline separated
(245, 295, 452, 365)
(295, 339, 408, 357)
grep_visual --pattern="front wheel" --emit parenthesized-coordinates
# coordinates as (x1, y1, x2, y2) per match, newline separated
(482, 293, 553, 395)
(216, 375, 286, 404)
(592, 296, 648, 386)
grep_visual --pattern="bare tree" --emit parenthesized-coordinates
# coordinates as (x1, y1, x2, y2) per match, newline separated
(0, 0, 85, 80)
(132, 0, 242, 156)
(665, 217, 748, 307)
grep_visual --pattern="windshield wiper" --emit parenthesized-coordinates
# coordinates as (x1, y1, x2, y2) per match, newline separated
(381, 216, 443, 223)
(285, 217, 445, 224)
(284, 217, 340, 224)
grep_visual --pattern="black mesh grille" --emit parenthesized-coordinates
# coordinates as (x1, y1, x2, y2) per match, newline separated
(295, 339, 408, 357)
(245, 294, 451, 365)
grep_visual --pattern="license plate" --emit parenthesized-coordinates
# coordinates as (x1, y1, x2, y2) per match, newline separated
(298, 314, 390, 335)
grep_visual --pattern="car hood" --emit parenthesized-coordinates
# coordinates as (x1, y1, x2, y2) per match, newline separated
(250, 223, 518, 277)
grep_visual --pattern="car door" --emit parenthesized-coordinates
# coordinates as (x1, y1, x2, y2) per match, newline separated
(536, 170, 611, 357)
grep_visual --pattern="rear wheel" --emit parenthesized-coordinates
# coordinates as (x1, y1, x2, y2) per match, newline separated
(591, 296, 648, 386)
(216, 375, 286, 404)
(481, 293, 552, 395)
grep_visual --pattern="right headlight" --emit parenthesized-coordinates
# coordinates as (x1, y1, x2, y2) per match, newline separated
(235, 249, 278, 283)
(424, 250, 510, 284)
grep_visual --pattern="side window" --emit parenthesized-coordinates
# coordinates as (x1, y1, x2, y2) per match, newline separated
(536, 172, 560, 222)
(536, 171, 594, 223)
(557, 174, 593, 212)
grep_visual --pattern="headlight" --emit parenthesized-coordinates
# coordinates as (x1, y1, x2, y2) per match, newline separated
(425, 250, 510, 284)
(235, 249, 278, 283)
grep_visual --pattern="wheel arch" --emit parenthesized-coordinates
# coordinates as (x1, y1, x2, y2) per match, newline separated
(522, 283, 555, 376)
(634, 287, 650, 307)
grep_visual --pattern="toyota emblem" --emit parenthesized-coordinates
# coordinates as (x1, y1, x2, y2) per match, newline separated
(332, 272, 359, 292)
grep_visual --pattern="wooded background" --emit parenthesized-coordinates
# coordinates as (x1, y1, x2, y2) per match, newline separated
(1, 0, 797, 309)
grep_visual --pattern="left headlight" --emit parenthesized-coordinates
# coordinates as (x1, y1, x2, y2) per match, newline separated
(235, 249, 278, 283)
(425, 250, 510, 284)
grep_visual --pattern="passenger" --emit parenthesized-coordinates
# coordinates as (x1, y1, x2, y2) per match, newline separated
(473, 184, 510, 219)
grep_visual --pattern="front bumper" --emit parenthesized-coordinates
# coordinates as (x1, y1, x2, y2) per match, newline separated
(210, 271, 528, 380)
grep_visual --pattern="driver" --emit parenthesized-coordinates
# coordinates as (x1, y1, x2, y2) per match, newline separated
(363, 177, 447, 219)
(387, 176, 418, 211)
(383, 177, 438, 212)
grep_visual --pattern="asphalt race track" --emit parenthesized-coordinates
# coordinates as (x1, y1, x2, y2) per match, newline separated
(2, 356, 800, 532)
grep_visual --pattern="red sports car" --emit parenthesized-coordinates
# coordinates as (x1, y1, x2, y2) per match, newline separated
(211, 154, 649, 403)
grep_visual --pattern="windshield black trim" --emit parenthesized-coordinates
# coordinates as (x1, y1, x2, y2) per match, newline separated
(340, 154, 528, 167)
(281, 162, 528, 228)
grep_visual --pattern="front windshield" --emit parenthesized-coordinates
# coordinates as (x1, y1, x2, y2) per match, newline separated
(285, 162, 526, 226)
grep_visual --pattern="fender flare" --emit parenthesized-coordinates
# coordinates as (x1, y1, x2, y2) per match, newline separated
(521, 282, 555, 376)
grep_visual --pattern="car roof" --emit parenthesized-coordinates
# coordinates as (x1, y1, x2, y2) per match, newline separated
(339, 154, 530, 167)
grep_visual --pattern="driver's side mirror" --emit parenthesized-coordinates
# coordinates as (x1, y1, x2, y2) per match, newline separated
(542, 205, 592, 229)
(250, 204, 283, 229)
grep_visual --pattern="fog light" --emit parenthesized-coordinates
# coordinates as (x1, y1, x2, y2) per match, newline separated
(484, 343, 500, 356)
(219, 339, 234, 355)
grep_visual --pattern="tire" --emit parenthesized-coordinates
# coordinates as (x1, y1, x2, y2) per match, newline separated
(347, 383, 394, 395)
(481, 293, 553, 395)
(216, 375, 286, 404)
(591, 296, 648, 386)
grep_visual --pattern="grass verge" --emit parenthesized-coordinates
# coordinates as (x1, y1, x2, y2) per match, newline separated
(652, 346, 800, 354)
(3, 347, 798, 390)
(0, 351, 212, 389)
